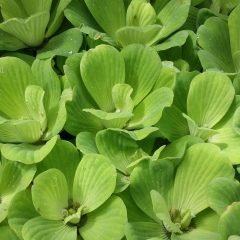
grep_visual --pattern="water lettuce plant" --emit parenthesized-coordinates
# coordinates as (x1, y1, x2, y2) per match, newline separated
(1, 1, 240, 240)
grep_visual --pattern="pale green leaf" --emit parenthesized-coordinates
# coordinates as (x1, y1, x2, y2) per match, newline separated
(76, 132, 98, 155)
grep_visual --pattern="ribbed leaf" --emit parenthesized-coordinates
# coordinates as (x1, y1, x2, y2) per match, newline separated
(80, 196, 127, 240)
(127, 87, 173, 129)
(174, 229, 221, 240)
(114, 172, 130, 193)
(130, 159, 175, 221)
(38, 28, 83, 59)
(1, 135, 58, 164)
(38, 140, 80, 198)
(209, 127, 240, 164)
(197, 17, 235, 72)
(8, 190, 38, 239)
(81, 45, 125, 112)
(187, 72, 235, 128)
(22, 217, 77, 240)
(125, 222, 168, 240)
(20, 0, 52, 15)
(73, 154, 116, 214)
(76, 132, 98, 155)
(25, 85, 47, 131)
(46, 0, 72, 37)
(219, 202, 240, 239)
(32, 169, 68, 221)
(208, 177, 240, 215)
(172, 143, 234, 215)
(84, 0, 126, 38)
(0, 12, 49, 46)
(96, 129, 139, 174)
(228, 4, 240, 72)
(0, 57, 35, 119)
(121, 44, 162, 105)
(156, 0, 191, 40)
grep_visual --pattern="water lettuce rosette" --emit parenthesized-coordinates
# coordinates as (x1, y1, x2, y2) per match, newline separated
(64, 43, 174, 140)
(0, 57, 72, 164)
(8, 140, 127, 240)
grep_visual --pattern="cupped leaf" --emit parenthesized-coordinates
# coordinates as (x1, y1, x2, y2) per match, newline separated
(1, 135, 58, 164)
(22, 217, 77, 240)
(208, 177, 240, 215)
(38, 28, 83, 59)
(125, 222, 168, 240)
(130, 159, 175, 221)
(114, 172, 130, 193)
(219, 202, 240, 239)
(0, 57, 35, 119)
(0, 226, 20, 240)
(81, 45, 125, 112)
(121, 44, 162, 106)
(116, 25, 162, 46)
(73, 154, 116, 214)
(187, 72, 235, 128)
(45, 0, 72, 37)
(79, 196, 127, 240)
(173, 229, 221, 240)
(156, 0, 191, 40)
(228, 4, 240, 72)
(76, 132, 98, 155)
(151, 190, 181, 233)
(38, 140, 80, 198)
(197, 17, 235, 73)
(172, 143, 234, 215)
(8, 190, 38, 239)
(84, 0, 126, 39)
(32, 169, 68, 220)
(0, 12, 50, 46)
(127, 87, 173, 129)
(96, 129, 139, 174)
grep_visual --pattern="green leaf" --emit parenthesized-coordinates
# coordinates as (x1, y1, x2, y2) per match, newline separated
(79, 196, 127, 240)
(121, 44, 162, 105)
(197, 17, 235, 72)
(76, 132, 98, 155)
(0, 12, 49, 46)
(0, 30, 26, 51)
(73, 154, 116, 214)
(32, 169, 68, 220)
(187, 72, 235, 128)
(125, 222, 168, 240)
(38, 28, 83, 59)
(172, 143, 234, 215)
(84, 0, 126, 39)
(127, 87, 173, 129)
(116, 25, 162, 46)
(219, 202, 240, 239)
(156, 0, 191, 40)
(174, 229, 221, 240)
(96, 129, 139, 174)
(1, 135, 58, 164)
(20, 0, 52, 15)
(208, 177, 240, 215)
(22, 217, 77, 240)
(8, 190, 38, 239)
(46, 0, 72, 37)
(130, 159, 175, 221)
(25, 85, 47, 131)
(0, 226, 19, 240)
(0, 57, 35, 119)
(38, 140, 80, 198)
(0, 119, 42, 143)
(151, 190, 181, 233)
(228, 4, 240, 72)
(154, 31, 189, 52)
(112, 84, 134, 113)
(114, 172, 130, 193)
(81, 45, 125, 112)
(83, 108, 132, 129)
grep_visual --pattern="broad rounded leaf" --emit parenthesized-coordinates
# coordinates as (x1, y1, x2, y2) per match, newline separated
(32, 169, 68, 220)
(73, 154, 116, 214)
